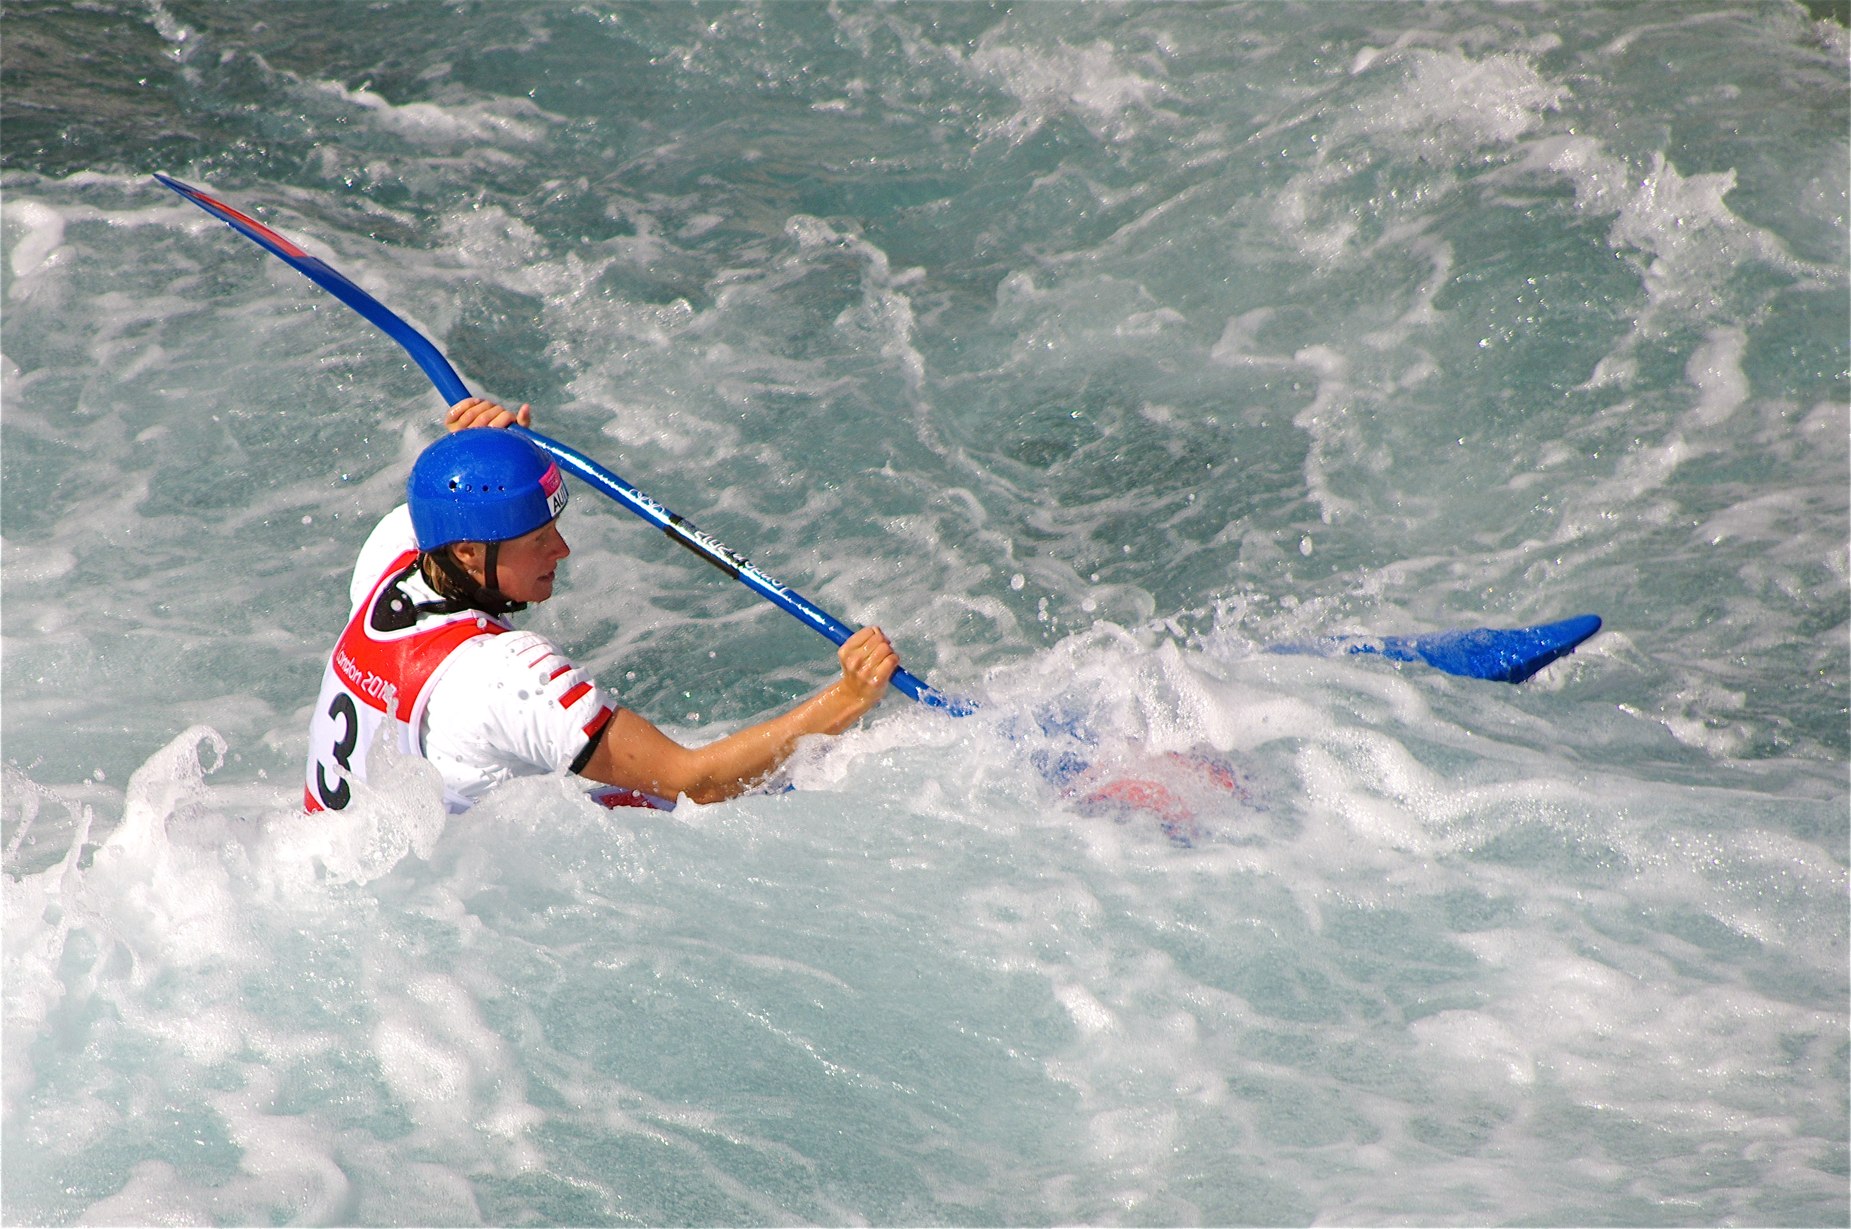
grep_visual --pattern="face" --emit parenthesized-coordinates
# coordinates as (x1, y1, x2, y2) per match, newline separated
(454, 519, 570, 604)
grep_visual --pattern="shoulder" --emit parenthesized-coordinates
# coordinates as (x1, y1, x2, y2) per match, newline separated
(424, 628, 615, 774)
(437, 629, 588, 695)
(350, 505, 418, 609)
(451, 627, 564, 666)
(434, 630, 611, 723)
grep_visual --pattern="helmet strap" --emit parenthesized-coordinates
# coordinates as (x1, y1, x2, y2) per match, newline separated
(418, 545, 527, 617)
(483, 540, 503, 596)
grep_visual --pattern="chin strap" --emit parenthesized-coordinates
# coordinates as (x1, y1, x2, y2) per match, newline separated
(417, 545, 527, 617)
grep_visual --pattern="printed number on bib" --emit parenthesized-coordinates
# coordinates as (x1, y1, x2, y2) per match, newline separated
(316, 692, 358, 810)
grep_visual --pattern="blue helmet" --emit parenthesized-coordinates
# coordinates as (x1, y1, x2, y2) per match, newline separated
(407, 429, 569, 549)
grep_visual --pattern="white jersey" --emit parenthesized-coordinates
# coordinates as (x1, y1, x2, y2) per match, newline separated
(305, 506, 629, 814)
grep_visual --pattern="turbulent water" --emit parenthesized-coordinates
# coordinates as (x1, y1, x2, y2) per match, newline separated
(3, 3, 1847, 1224)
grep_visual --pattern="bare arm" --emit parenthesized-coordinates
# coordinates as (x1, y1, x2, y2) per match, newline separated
(578, 626, 899, 804)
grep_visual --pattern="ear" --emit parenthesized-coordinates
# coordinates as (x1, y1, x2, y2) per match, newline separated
(449, 541, 488, 583)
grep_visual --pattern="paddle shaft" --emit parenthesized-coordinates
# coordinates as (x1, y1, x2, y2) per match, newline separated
(515, 428, 962, 709)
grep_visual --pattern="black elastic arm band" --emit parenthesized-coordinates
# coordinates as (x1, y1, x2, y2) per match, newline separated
(569, 710, 613, 776)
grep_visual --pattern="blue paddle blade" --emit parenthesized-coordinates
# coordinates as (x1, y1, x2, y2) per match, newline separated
(1276, 614, 1603, 683)
(154, 173, 472, 404)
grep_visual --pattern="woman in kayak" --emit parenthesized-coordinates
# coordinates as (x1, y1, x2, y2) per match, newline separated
(304, 397, 898, 814)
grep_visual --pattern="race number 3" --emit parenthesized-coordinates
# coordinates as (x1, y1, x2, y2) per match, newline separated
(315, 692, 358, 810)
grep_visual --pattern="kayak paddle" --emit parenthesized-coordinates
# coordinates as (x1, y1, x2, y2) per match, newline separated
(154, 173, 1598, 690)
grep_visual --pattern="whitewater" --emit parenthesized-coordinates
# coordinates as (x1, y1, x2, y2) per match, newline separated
(3, 3, 1846, 1224)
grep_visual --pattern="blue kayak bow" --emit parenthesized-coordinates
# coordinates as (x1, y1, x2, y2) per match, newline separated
(1273, 613, 1602, 684)
(154, 172, 1598, 688)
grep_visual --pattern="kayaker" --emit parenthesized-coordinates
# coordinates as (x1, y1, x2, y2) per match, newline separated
(304, 396, 898, 814)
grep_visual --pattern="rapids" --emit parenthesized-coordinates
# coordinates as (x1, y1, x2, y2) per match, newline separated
(4, 3, 1846, 1224)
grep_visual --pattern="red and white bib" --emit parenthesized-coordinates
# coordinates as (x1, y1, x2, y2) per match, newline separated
(305, 506, 660, 814)
(303, 549, 505, 813)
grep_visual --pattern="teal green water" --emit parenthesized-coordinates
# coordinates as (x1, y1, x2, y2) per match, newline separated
(4, 3, 1846, 1224)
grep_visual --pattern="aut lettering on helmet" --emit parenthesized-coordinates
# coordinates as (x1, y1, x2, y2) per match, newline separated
(541, 462, 567, 520)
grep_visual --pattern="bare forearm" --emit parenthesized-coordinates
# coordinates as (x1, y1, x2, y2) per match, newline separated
(668, 680, 878, 801)
(579, 626, 898, 804)
(583, 680, 881, 804)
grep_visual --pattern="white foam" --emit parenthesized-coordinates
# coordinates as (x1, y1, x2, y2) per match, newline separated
(5, 199, 67, 283)
(1268, 48, 1561, 266)
(1056, 981, 1119, 1037)
(1683, 325, 1750, 429)
(81, 728, 260, 975)
(1288, 344, 1359, 525)
(965, 37, 1167, 144)
(2, 776, 96, 1116)
(1208, 308, 1292, 371)
(301, 79, 553, 147)
(0, 536, 76, 588)
(76, 1160, 217, 1227)
(1411, 1010, 1538, 1087)
(786, 214, 928, 393)
(1520, 140, 1812, 355)
(1361, 49, 1564, 148)
(265, 736, 449, 886)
